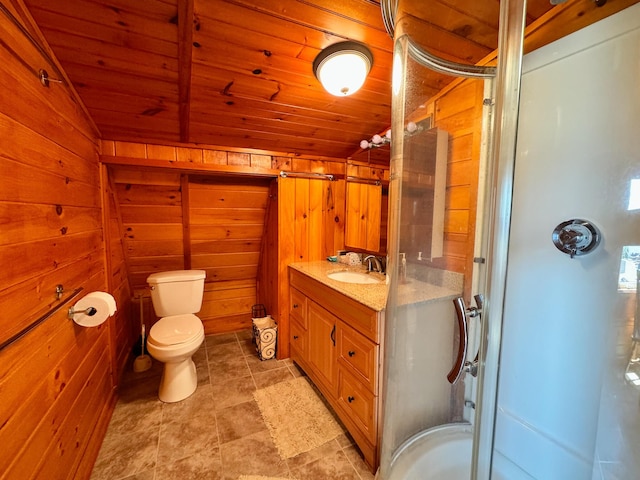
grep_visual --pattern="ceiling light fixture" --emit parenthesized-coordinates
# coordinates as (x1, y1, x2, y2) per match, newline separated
(313, 41, 373, 96)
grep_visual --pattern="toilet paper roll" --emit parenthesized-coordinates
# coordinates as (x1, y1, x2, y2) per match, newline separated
(71, 292, 116, 327)
(86, 291, 117, 316)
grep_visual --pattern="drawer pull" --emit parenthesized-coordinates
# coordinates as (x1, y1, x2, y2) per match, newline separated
(293, 335, 299, 340)
(293, 303, 299, 308)
(348, 350, 356, 357)
(348, 396, 355, 403)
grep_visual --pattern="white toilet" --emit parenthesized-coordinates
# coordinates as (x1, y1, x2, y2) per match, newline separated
(146, 269, 206, 403)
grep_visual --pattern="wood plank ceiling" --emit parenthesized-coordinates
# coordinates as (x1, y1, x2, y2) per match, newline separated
(22, 0, 560, 159)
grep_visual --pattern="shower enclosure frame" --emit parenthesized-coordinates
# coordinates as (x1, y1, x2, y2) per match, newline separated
(379, 0, 528, 478)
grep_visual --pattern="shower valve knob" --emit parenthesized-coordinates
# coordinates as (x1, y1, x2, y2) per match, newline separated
(552, 219, 601, 258)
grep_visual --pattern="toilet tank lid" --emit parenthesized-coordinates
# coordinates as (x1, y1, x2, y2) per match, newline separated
(147, 270, 206, 284)
(150, 314, 203, 346)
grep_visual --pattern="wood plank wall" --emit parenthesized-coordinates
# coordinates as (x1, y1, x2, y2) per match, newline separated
(268, 176, 347, 359)
(102, 166, 136, 381)
(101, 139, 389, 352)
(101, 141, 372, 335)
(258, 161, 390, 359)
(104, 165, 270, 334)
(191, 175, 271, 332)
(0, 2, 120, 478)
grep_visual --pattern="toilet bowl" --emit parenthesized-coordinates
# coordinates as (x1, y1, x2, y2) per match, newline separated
(147, 313, 205, 403)
(146, 270, 206, 403)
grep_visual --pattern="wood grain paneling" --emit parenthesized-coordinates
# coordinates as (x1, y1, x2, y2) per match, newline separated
(104, 166, 136, 381)
(20, 0, 632, 161)
(264, 175, 353, 358)
(0, 3, 116, 478)
(190, 176, 269, 332)
(103, 143, 384, 357)
(106, 143, 279, 334)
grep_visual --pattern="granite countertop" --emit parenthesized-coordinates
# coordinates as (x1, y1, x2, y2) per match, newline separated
(289, 260, 463, 312)
(289, 261, 389, 311)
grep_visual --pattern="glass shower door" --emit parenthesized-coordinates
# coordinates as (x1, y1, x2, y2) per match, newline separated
(379, 0, 501, 475)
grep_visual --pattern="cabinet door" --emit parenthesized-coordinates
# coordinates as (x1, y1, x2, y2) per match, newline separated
(338, 368, 377, 444)
(308, 300, 338, 394)
(338, 321, 379, 392)
(289, 318, 308, 362)
(290, 287, 307, 328)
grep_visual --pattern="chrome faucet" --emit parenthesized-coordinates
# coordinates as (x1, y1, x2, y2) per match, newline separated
(363, 255, 383, 273)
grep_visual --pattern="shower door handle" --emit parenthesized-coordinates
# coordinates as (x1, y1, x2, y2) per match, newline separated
(448, 296, 482, 384)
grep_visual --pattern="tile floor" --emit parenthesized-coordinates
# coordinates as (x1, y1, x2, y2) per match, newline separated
(90, 330, 376, 480)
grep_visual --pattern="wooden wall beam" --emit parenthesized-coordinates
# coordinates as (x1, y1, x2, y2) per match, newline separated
(101, 154, 281, 178)
(181, 173, 192, 269)
(178, 0, 194, 143)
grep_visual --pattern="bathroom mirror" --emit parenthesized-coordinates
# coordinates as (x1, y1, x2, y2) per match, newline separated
(399, 126, 447, 262)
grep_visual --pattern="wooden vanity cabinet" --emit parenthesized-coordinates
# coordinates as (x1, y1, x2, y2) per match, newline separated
(289, 268, 383, 472)
(289, 287, 308, 362)
(307, 301, 339, 396)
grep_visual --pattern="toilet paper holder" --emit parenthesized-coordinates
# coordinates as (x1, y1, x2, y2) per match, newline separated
(67, 306, 97, 320)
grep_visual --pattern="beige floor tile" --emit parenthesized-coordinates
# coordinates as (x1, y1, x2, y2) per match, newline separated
(154, 449, 223, 480)
(90, 430, 159, 480)
(119, 363, 164, 400)
(106, 394, 163, 437)
(289, 449, 361, 480)
(119, 470, 155, 480)
(284, 438, 342, 470)
(157, 410, 220, 466)
(93, 331, 370, 480)
(193, 344, 208, 366)
(219, 430, 289, 480)
(198, 362, 211, 385)
(253, 367, 295, 389)
(236, 330, 254, 342)
(205, 333, 239, 348)
(239, 337, 258, 356)
(216, 400, 267, 444)
(245, 354, 288, 374)
(336, 432, 356, 449)
(287, 362, 306, 378)
(208, 341, 244, 361)
(211, 375, 257, 410)
(343, 445, 376, 479)
(162, 384, 215, 422)
(209, 356, 252, 384)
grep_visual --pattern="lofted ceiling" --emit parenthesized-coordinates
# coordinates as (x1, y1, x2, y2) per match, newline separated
(22, 0, 602, 159)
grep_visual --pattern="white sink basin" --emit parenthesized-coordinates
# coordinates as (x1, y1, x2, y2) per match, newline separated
(327, 271, 382, 284)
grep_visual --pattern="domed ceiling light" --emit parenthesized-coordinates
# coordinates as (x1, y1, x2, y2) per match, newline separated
(313, 41, 373, 96)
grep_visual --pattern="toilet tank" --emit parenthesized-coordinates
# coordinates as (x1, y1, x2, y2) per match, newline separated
(147, 270, 206, 317)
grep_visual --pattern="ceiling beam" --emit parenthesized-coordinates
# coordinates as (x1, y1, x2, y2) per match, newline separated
(178, 0, 194, 143)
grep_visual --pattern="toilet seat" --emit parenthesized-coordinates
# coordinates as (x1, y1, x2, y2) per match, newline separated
(149, 314, 203, 346)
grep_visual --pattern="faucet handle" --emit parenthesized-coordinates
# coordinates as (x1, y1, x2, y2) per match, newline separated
(363, 255, 383, 273)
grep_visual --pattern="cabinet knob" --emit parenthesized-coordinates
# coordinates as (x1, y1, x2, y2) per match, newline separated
(348, 350, 355, 357)
(293, 335, 299, 340)
(348, 396, 355, 403)
(293, 303, 298, 308)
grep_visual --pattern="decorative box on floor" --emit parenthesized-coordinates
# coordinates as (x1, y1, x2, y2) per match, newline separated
(252, 304, 277, 360)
